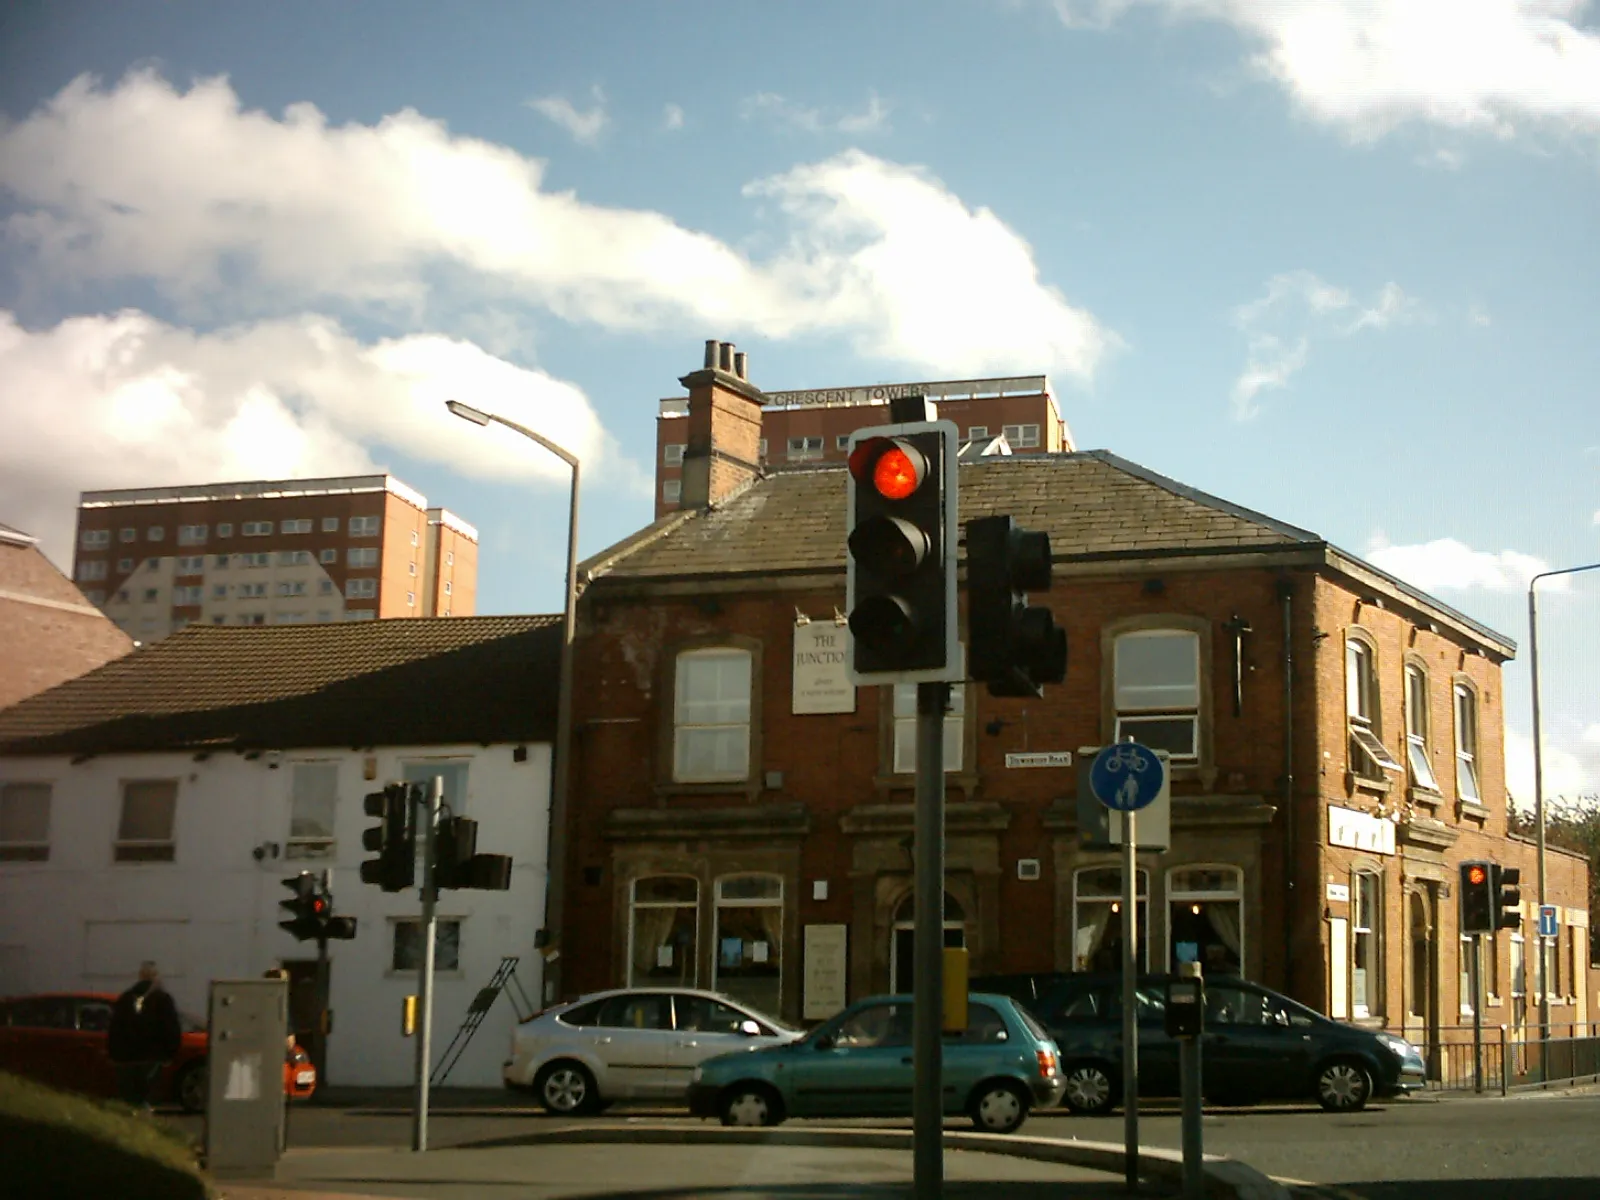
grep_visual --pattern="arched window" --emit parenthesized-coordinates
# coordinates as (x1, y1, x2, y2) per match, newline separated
(713, 875, 783, 1015)
(890, 892, 965, 993)
(628, 876, 699, 988)
(1113, 630, 1200, 761)
(1453, 683, 1481, 802)
(1351, 869, 1382, 1018)
(1073, 867, 1148, 972)
(1404, 664, 1440, 791)
(1166, 865, 1243, 976)
(1346, 635, 1399, 779)
(673, 648, 752, 782)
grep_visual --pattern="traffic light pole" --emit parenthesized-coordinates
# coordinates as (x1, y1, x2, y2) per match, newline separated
(912, 680, 948, 1200)
(1472, 934, 1484, 1093)
(412, 776, 441, 1153)
(1122, 805, 1139, 1190)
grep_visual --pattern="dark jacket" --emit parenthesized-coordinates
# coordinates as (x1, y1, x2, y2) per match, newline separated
(108, 980, 182, 1064)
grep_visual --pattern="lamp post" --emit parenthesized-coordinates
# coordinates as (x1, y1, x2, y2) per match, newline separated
(1527, 559, 1600, 1054)
(447, 399, 578, 1003)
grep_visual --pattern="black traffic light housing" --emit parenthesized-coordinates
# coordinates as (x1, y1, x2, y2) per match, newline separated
(434, 816, 513, 891)
(1460, 861, 1494, 935)
(965, 515, 1067, 697)
(1494, 865, 1522, 930)
(360, 782, 415, 892)
(845, 421, 959, 684)
(279, 871, 326, 941)
(1165, 973, 1205, 1038)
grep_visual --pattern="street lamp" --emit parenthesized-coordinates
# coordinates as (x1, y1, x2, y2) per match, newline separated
(446, 398, 578, 1004)
(1528, 559, 1600, 1052)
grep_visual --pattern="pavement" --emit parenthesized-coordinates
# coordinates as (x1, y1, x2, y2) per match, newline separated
(207, 1122, 1288, 1200)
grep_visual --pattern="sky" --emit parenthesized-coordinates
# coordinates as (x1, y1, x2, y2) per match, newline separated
(0, 0, 1596, 802)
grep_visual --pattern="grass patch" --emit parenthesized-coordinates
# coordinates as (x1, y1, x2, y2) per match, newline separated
(0, 1069, 210, 1199)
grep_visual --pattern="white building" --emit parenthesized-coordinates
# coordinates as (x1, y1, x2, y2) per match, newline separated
(0, 615, 560, 1088)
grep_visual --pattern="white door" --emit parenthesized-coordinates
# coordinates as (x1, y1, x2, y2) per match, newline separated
(1329, 918, 1349, 1020)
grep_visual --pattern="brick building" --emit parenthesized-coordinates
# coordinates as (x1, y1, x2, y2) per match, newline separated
(69, 475, 478, 641)
(0, 521, 133, 710)
(556, 344, 1593, 1064)
(653, 340, 1070, 517)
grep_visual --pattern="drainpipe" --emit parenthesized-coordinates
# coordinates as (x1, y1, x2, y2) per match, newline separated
(1277, 577, 1296, 997)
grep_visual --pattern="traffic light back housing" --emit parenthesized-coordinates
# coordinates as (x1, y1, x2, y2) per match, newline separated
(845, 421, 960, 685)
(360, 782, 415, 892)
(966, 514, 1067, 698)
(1494, 865, 1522, 930)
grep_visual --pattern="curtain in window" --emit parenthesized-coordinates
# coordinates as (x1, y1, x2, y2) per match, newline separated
(1206, 903, 1242, 958)
(1074, 903, 1112, 970)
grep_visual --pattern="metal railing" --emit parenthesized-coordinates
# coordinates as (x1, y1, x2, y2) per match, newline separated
(1419, 1022, 1600, 1094)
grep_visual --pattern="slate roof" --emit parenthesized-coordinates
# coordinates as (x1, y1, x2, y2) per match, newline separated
(584, 450, 1514, 654)
(0, 615, 562, 757)
(592, 451, 1316, 582)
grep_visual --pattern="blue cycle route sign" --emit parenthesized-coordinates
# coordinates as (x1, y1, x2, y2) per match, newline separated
(1089, 742, 1165, 812)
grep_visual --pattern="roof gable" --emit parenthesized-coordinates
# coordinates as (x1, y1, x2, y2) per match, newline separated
(593, 451, 1316, 582)
(0, 615, 561, 756)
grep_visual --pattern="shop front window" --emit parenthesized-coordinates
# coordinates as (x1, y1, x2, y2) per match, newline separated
(629, 876, 699, 988)
(1073, 866, 1148, 973)
(713, 875, 782, 1017)
(1166, 865, 1242, 976)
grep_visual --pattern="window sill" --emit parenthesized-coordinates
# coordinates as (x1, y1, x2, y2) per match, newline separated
(654, 780, 759, 799)
(873, 771, 980, 801)
(0, 846, 49, 862)
(1350, 774, 1394, 797)
(1457, 800, 1492, 823)
(285, 842, 335, 860)
(1407, 786, 1443, 810)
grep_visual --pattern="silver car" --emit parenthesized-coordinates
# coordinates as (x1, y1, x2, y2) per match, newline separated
(504, 987, 801, 1114)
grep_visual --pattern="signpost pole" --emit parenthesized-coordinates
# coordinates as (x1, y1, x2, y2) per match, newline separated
(411, 777, 441, 1153)
(913, 681, 948, 1200)
(1122, 804, 1139, 1191)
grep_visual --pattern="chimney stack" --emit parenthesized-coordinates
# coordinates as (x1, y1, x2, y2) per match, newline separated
(678, 340, 764, 510)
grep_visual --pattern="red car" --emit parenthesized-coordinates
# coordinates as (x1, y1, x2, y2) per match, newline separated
(0, 992, 315, 1111)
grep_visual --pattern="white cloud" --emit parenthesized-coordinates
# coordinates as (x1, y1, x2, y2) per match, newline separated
(1052, 1, 1600, 140)
(739, 90, 892, 135)
(1506, 724, 1600, 808)
(1230, 270, 1418, 417)
(0, 72, 1113, 380)
(662, 103, 685, 131)
(0, 309, 620, 569)
(1468, 303, 1493, 327)
(1363, 533, 1565, 593)
(526, 86, 608, 145)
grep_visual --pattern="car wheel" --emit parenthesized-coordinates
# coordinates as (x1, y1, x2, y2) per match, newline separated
(1061, 1062, 1116, 1116)
(719, 1083, 783, 1127)
(969, 1080, 1029, 1134)
(1315, 1060, 1372, 1113)
(176, 1062, 207, 1113)
(534, 1061, 599, 1116)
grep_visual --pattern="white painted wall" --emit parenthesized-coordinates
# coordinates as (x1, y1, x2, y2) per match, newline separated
(0, 742, 551, 1087)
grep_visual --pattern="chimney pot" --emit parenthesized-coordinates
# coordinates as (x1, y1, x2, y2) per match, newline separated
(719, 342, 735, 373)
(734, 351, 748, 380)
(704, 339, 719, 369)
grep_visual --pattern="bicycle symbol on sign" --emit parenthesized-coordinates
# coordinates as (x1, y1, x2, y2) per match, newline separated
(1103, 745, 1150, 774)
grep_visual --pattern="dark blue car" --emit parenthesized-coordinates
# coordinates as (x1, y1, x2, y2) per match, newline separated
(1019, 973, 1425, 1114)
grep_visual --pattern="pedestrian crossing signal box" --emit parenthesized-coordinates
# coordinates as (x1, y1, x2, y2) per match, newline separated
(1165, 974, 1204, 1039)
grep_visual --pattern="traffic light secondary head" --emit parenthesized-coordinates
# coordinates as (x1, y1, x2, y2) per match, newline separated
(965, 515, 1067, 698)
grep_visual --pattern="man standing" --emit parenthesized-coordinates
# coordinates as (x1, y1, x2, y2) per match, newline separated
(108, 961, 182, 1113)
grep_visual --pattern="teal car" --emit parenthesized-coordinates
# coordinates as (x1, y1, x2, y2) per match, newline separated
(686, 993, 1065, 1134)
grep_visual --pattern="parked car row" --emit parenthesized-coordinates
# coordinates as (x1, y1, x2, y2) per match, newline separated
(505, 975, 1425, 1130)
(0, 992, 316, 1111)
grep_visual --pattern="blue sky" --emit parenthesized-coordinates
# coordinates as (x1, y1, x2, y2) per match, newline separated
(1, 1, 1596, 798)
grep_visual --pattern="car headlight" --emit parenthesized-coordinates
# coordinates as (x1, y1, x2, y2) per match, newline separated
(691, 1066, 703, 1083)
(1379, 1034, 1413, 1058)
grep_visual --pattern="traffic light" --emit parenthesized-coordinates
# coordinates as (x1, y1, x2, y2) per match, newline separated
(1494, 865, 1522, 930)
(1460, 861, 1493, 935)
(360, 782, 415, 892)
(844, 421, 959, 683)
(279, 871, 325, 941)
(434, 816, 513, 891)
(965, 514, 1067, 697)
